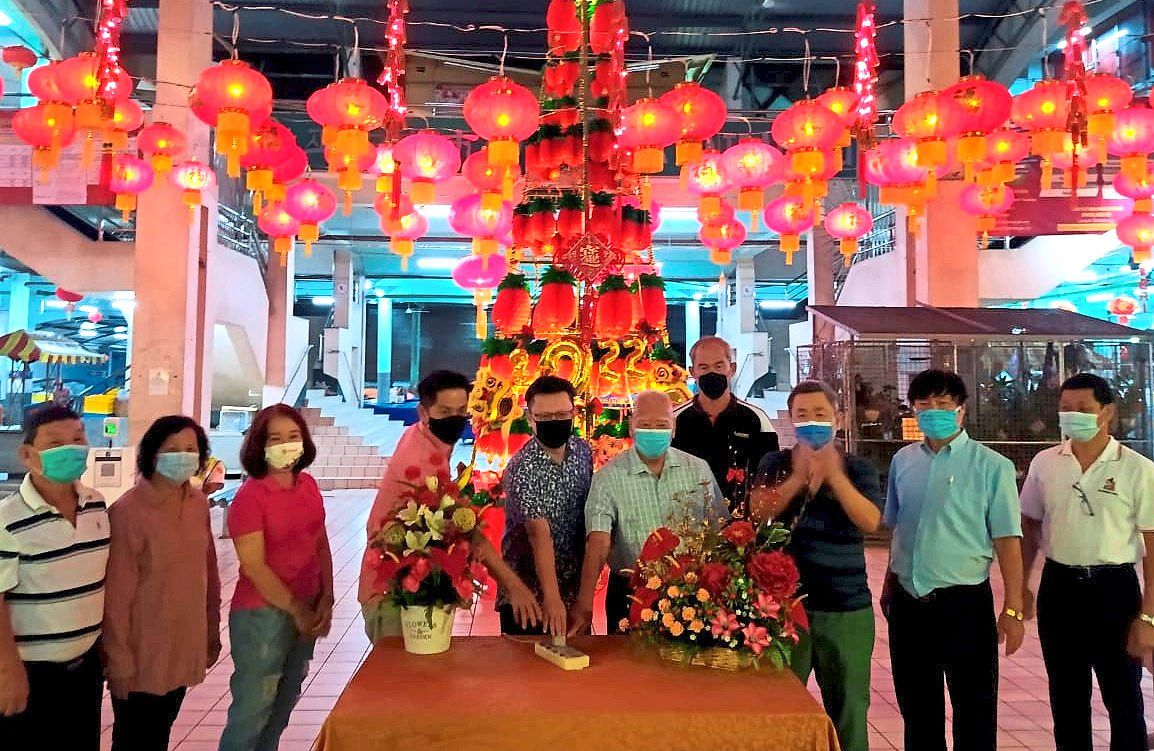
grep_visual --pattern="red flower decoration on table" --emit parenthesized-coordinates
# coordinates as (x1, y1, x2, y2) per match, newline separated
(667, 553, 698, 579)
(639, 527, 680, 563)
(403, 465, 422, 480)
(628, 586, 661, 625)
(789, 599, 809, 632)
(748, 551, 801, 600)
(721, 521, 756, 548)
(698, 562, 731, 596)
(402, 557, 432, 593)
(429, 543, 471, 581)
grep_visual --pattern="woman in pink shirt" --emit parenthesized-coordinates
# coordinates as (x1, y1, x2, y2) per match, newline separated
(219, 405, 333, 751)
(103, 415, 222, 751)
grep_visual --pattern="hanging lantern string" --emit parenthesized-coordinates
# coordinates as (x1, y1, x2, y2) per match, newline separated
(924, 19, 932, 88)
(735, 115, 754, 135)
(1040, 7, 1050, 79)
(231, 11, 240, 59)
(801, 35, 812, 96)
(964, 48, 975, 76)
(828, 55, 841, 87)
(498, 31, 508, 76)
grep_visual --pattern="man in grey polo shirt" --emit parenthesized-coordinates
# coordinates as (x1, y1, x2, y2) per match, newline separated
(0, 405, 107, 750)
(568, 390, 725, 636)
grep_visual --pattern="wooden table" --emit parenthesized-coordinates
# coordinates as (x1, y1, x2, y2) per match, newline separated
(316, 637, 839, 751)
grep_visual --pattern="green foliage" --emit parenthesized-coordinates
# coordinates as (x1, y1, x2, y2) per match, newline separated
(540, 266, 576, 286)
(598, 274, 629, 293)
(498, 273, 529, 292)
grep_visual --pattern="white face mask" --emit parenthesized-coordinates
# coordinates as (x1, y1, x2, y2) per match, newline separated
(265, 441, 304, 470)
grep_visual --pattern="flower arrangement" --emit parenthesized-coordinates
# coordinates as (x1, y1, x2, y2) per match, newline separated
(371, 467, 491, 613)
(620, 516, 806, 670)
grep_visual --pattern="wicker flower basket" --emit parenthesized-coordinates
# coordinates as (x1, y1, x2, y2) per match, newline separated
(656, 641, 758, 671)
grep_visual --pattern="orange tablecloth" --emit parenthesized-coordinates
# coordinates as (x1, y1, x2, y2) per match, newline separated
(317, 637, 839, 751)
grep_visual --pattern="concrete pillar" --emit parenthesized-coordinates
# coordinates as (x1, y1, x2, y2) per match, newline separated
(903, 0, 960, 95)
(684, 300, 701, 365)
(376, 297, 393, 395)
(264, 251, 295, 397)
(734, 258, 756, 334)
(325, 250, 366, 403)
(128, 0, 213, 440)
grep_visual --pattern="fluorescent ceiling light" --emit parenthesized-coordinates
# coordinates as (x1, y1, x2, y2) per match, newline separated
(79, 329, 98, 337)
(1100, 28, 1128, 45)
(1086, 292, 1115, 302)
(706, 283, 719, 294)
(114, 325, 127, 333)
(44, 299, 68, 309)
(758, 300, 797, 310)
(1064, 269, 1097, 283)
(79, 321, 96, 330)
(0, 11, 12, 26)
(1047, 300, 1075, 309)
(415, 257, 459, 270)
(416, 205, 448, 219)
(362, 279, 374, 290)
(374, 288, 385, 298)
(113, 333, 127, 340)
(112, 291, 134, 301)
(79, 305, 99, 314)
(312, 296, 335, 306)
(692, 292, 703, 301)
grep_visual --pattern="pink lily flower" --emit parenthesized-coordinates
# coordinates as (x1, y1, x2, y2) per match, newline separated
(742, 622, 772, 655)
(710, 609, 740, 639)
(755, 592, 781, 619)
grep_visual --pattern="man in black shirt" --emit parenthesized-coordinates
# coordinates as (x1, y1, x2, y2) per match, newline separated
(673, 336, 778, 515)
(750, 380, 883, 751)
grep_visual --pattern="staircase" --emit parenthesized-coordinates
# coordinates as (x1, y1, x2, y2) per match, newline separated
(301, 390, 407, 491)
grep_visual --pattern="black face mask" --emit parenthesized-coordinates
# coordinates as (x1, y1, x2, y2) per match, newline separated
(697, 371, 730, 400)
(535, 419, 573, 450)
(428, 415, 468, 446)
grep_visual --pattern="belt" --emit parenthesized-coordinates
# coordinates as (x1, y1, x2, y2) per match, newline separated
(1045, 559, 1135, 580)
(899, 578, 991, 603)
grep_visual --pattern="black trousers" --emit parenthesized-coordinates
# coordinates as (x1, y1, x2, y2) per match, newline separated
(111, 686, 187, 751)
(0, 645, 103, 751)
(885, 577, 998, 751)
(1038, 560, 1146, 751)
(606, 573, 631, 635)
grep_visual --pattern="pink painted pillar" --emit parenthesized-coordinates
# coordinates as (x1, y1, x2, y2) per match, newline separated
(264, 250, 295, 396)
(128, 0, 214, 440)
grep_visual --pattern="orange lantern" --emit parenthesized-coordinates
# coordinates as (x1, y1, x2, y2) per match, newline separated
(770, 100, 844, 202)
(941, 75, 1012, 180)
(191, 59, 274, 178)
(1107, 107, 1154, 182)
(373, 143, 396, 194)
(893, 90, 965, 178)
(241, 120, 296, 214)
(764, 195, 815, 264)
(107, 154, 153, 221)
(682, 150, 731, 221)
(284, 179, 337, 255)
(463, 76, 539, 167)
(56, 52, 133, 167)
(659, 82, 727, 166)
(2, 46, 37, 72)
(1118, 213, 1154, 264)
(817, 87, 861, 134)
(824, 202, 873, 266)
(1085, 73, 1133, 141)
(169, 160, 216, 214)
(1011, 79, 1070, 188)
(105, 97, 143, 152)
(258, 201, 300, 265)
(464, 147, 512, 211)
(12, 103, 76, 174)
(384, 210, 429, 271)
(393, 130, 462, 205)
(136, 120, 186, 174)
(720, 138, 783, 229)
(699, 219, 747, 267)
(981, 129, 1030, 185)
(618, 98, 679, 175)
(1107, 294, 1140, 324)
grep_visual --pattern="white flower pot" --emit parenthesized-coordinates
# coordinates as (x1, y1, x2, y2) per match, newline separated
(400, 605, 455, 654)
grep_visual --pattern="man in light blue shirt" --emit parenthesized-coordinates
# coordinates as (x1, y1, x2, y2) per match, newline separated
(882, 369, 1025, 751)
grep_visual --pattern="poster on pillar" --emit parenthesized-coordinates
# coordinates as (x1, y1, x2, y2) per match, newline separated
(991, 158, 1128, 236)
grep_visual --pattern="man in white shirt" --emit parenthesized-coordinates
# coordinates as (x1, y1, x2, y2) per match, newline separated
(1021, 373, 1154, 751)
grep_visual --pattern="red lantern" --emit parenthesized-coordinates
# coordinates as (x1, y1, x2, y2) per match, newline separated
(372, 143, 397, 194)
(638, 273, 667, 329)
(940, 75, 1012, 179)
(453, 253, 508, 339)
(464, 146, 520, 211)
(56, 52, 132, 105)
(1052, 133, 1105, 189)
(721, 138, 783, 228)
(105, 97, 144, 153)
(824, 202, 873, 266)
(107, 154, 153, 221)
(28, 61, 67, 101)
(12, 104, 76, 173)
(771, 100, 844, 205)
(191, 59, 274, 178)
(959, 183, 1014, 243)
(257, 201, 300, 264)
(1114, 173, 1154, 214)
(698, 199, 735, 226)
(393, 130, 461, 205)
(137, 121, 186, 175)
(1085, 73, 1132, 141)
(308, 78, 388, 213)
(659, 82, 727, 166)
(464, 76, 539, 167)
(55, 288, 83, 314)
(763, 195, 814, 265)
(284, 179, 337, 255)
(241, 120, 296, 212)
(169, 160, 216, 213)
(555, 192, 584, 243)
(683, 150, 731, 221)
(1011, 79, 1070, 188)
(533, 267, 579, 334)
(699, 219, 747, 267)
(546, 0, 581, 55)
(1107, 295, 1140, 324)
(817, 87, 861, 131)
(449, 194, 514, 260)
(1118, 213, 1154, 264)
(618, 98, 679, 174)
(1108, 107, 1154, 182)
(492, 273, 532, 335)
(2, 46, 38, 72)
(981, 129, 1030, 185)
(385, 210, 429, 271)
(893, 90, 965, 174)
(270, 145, 309, 199)
(594, 275, 633, 340)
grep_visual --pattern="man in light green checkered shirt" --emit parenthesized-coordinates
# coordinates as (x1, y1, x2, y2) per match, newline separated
(568, 391, 727, 636)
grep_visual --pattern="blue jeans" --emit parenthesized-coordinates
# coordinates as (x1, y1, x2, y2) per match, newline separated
(219, 608, 315, 751)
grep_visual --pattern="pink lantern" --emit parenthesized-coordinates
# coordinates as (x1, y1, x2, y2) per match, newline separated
(449, 194, 513, 261)
(721, 139, 783, 228)
(257, 200, 301, 263)
(1107, 107, 1154, 182)
(385, 210, 429, 271)
(1115, 173, 1154, 214)
(824, 203, 873, 266)
(959, 183, 1014, 241)
(682, 150, 731, 222)
(284, 179, 337, 255)
(393, 131, 462, 204)
(452, 253, 509, 338)
(87, 311, 103, 324)
(699, 219, 747, 267)
(763, 195, 815, 264)
(107, 154, 154, 221)
(1118, 213, 1154, 263)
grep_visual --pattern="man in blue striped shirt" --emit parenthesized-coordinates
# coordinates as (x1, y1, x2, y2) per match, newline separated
(882, 369, 1025, 751)
(0, 406, 107, 751)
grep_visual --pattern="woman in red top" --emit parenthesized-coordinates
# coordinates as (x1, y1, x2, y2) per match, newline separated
(103, 415, 222, 751)
(219, 405, 333, 751)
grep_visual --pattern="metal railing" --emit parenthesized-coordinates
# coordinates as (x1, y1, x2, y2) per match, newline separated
(833, 208, 897, 302)
(279, 345, 314, 407)
(340, 350, 363, 407)
(216, 204, 269, 273)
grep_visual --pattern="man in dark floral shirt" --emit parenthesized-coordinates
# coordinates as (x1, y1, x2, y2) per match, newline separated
(499, 376, 592, 636)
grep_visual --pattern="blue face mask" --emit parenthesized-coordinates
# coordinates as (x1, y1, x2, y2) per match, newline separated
(156, 452, 201, 484)
(38, 445, 89, 484)
(916, 408, 961, 441)
(634, 429, 673, 459)
(794, 422, 834, 450)
(1059, 411, 1101, 443)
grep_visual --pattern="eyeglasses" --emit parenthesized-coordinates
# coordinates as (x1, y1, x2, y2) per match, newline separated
(531, 411, 574, 422)
(1072, 481, 1095, 516)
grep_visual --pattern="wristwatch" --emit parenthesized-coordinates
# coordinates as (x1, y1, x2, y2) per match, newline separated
(1002, 607, 1025, 622)
(1139, 613, 1154, 628)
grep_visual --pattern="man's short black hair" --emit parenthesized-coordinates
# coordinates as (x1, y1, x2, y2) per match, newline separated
(1060, 372, 1115, 406)
(417, 370, 472, 408)
(787, 380, 838, 411)
(525, 375, 577, 409)
(137, 415, 210, 479)
(22, 405, 82, 445)
(908, 369, 969, 405)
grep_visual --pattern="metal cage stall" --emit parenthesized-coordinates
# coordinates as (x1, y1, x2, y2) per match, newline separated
(796, 338, 1154, 479)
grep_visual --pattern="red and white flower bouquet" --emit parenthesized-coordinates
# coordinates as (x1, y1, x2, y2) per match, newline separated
(620, 518, 807, 670)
